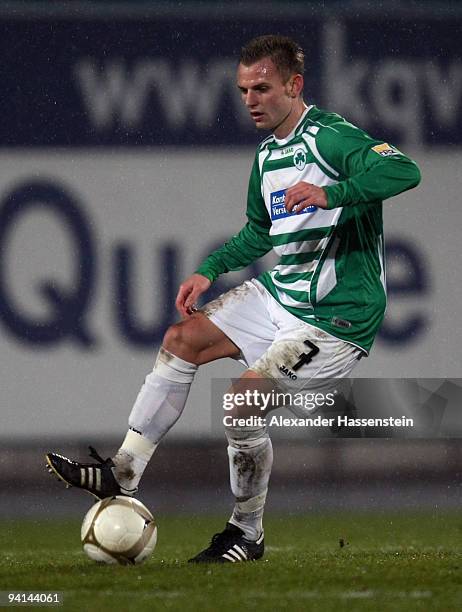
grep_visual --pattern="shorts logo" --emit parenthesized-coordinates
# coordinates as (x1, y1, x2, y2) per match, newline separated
(371, 143, 399, 157)
(279, 364, 297, 380)
(270, 189, 316, 221)
(293, 148, 306, 170)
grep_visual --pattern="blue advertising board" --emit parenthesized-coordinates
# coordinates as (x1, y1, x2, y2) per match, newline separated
(1, 12, 461, 147)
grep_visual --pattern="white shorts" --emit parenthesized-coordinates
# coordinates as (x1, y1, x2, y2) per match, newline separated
(202, 279, 363, 397)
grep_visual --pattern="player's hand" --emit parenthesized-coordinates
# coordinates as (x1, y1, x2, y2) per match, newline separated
(175, 273, 211, 319)
(285, 181, 328, 212)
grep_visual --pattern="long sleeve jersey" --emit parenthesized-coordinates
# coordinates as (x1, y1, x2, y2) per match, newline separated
(196, 105, 421, 352)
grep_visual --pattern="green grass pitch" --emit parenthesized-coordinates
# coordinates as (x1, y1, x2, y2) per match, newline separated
(0, 512, 461, 611)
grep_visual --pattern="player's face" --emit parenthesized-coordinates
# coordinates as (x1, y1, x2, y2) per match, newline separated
(237, 58, 298, 137)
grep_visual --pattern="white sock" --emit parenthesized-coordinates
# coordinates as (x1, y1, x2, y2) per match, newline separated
(226, 434, 273, 541)
(229, 491, 268, 541)
(113, 348, 197, 490)
(112, 429, 156, 492)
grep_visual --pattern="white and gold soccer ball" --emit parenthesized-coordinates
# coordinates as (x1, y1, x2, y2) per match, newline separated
(81, 496, 157, 565)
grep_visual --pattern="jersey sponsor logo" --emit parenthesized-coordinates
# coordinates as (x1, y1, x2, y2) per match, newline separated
(371, 143, 399, 157)
(270, 189, 316, 220)
(293, 148, 307, 170)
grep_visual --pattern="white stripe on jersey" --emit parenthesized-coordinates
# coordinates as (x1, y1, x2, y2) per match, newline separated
(273, 262, 318, 276)
(273, 237, 329, 256)
(269, 205, 340, 235)
(258, 148, 272, 179)
(378, 234, 387, 294)
(272, 275, 311, 294)
(302, 133, 340, 178)
(314, 236, 341, 303)
(275, 287, 314, 309)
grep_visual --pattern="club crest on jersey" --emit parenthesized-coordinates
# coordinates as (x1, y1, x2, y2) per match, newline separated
(293, 148, 307, 170)
(371, 143, 399, 157)
(270, 189, 316, 220)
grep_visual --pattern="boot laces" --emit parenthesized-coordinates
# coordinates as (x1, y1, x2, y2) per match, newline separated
(88, 445, 110, 465)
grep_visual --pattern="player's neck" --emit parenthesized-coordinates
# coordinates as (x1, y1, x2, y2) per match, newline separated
(272, 100, 307, 139)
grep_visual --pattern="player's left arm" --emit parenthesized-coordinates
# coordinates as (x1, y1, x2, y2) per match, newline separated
(285, 124, 421, 212)
(316, 123, 421, 209)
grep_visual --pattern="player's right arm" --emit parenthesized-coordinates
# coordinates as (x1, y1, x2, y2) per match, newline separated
(175, 153, 271, 318)
(175, 273, 211, 318)
(194, 152, 272, 282)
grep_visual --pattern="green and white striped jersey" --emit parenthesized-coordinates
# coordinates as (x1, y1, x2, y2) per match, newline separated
(196, 105, 421, 352)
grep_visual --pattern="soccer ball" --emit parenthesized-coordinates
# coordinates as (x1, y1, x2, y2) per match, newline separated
(81, 496, 157, 565)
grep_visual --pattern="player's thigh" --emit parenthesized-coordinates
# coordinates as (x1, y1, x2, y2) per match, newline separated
(201, 280, 277, 367)
(250, 324, 362, 394)
(163, 312, 240, 364)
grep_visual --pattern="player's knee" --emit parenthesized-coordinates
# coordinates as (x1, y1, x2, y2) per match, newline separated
(162, 322, 184, 352)
(162, 319, 202, 362)
(225, 423, 268, 450)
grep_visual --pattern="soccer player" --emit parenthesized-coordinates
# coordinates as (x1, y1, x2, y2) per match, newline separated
(46, 35, 421, 563)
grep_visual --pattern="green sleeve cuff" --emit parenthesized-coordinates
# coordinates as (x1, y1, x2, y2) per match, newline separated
(194, 267, 217, 283)
(324, 185, 339, 209)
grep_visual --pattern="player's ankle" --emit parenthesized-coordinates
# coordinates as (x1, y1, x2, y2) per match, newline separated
(112, 430, 157, 491)
(228, 517, 263, 542)
(119, 429, 157, 461)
